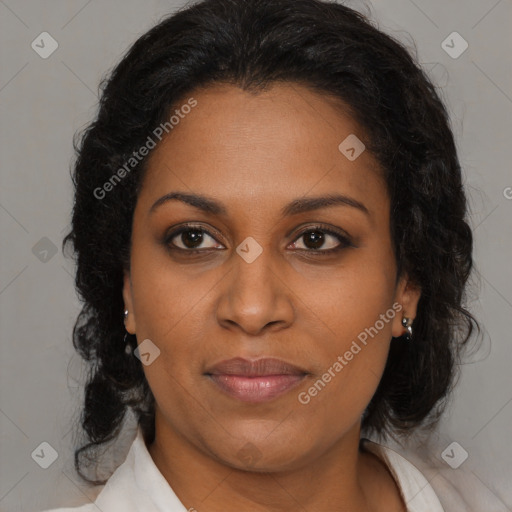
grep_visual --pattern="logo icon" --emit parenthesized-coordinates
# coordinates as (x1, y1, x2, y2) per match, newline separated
(31, 32, 59, 59)
(32, 237, 58, 262)
(441, 32, 468, 59)
(31, 441, 59, 469)
(441, 441, 468, 469)
(236, 442, 263, 468)
(134, 339, 161, 366)
(338, 134, 366, 161)
(236, 237, 263, 263)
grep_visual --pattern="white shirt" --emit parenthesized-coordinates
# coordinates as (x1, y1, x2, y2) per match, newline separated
(42, 429, 448, 512)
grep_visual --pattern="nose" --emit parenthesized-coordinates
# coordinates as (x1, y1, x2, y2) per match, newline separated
(215, 244, 295, 336)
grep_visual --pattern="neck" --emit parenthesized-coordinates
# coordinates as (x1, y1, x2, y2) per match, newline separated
(147, 412, 394, 512)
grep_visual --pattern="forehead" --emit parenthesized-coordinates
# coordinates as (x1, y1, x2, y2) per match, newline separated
(138, 82, 387, 219)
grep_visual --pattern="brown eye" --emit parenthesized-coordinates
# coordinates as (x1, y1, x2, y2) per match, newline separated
(288, 225, 354, 254)
(178, 228, 204, 249)
(301, 231, 326, 250)
(166, 226, 224, 251)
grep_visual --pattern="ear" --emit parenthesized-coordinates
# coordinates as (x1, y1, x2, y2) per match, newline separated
(122, 270, 137, 335)
(391, 274, 421, 338)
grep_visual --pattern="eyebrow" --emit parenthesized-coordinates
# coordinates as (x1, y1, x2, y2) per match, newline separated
(149, 191, 370, 217)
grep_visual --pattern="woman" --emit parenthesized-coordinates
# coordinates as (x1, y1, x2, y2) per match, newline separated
(45, 0, 479, 510)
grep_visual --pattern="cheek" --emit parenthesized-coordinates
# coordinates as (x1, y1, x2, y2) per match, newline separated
(304, 245, 397, 346)
(127, 257, 213, 416)
(295, 252, 397, 411)
(127, 241, 233, 404)
(129, 234, 215, 337)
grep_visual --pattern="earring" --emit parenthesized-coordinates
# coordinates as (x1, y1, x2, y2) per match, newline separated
(124, 309, 129, 319)
(401, 317, 413, 341)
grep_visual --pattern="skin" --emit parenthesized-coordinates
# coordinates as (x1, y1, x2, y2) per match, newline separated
(123, 82, 421, 512)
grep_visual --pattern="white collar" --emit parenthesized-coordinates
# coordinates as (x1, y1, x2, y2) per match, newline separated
(93, 427, 189, 511)
(360, 438, 445, 512)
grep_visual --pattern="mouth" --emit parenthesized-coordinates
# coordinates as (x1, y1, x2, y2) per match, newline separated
(204, 357, 309, 403)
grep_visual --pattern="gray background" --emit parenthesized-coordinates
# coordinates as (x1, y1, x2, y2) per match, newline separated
(0, 0, 511, 510)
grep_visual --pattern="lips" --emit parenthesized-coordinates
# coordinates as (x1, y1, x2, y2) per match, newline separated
(205, 357, 309, 403)
(205, 357, 308, 377)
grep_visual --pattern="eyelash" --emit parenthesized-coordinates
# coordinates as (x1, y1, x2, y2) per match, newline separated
(164, 223, 354, 256)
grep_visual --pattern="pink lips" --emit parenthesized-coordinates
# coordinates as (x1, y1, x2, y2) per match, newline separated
(205, 357, 308, 403)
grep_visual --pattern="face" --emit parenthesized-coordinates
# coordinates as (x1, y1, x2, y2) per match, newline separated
(123, 82, 420, 471)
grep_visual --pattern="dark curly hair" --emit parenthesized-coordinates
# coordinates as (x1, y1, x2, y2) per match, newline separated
(62, 0, 480, 484)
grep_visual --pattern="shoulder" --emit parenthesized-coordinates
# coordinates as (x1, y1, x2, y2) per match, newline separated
(361, 437, 507, 512)
(37, 427, 187, 512)
(361, 438, 445, 511)
(37, 430, 141, 512)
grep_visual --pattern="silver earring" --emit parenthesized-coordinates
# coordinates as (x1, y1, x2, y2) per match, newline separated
(123, 310, 132, 353)
(401, 317, 413, 341)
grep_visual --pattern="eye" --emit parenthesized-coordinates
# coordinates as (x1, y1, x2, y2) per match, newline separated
(165, 225, 224, 252)
(289, 225, 353, 254)
(164, 223, 354, 255)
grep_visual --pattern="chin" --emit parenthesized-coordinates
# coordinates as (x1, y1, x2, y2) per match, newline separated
(205, 426, 314, 473)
